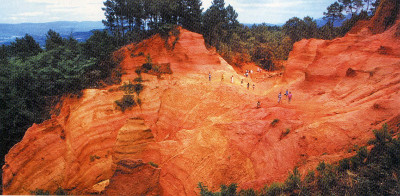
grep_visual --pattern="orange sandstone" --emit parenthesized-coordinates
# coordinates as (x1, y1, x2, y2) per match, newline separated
(3, 18, 400, 196)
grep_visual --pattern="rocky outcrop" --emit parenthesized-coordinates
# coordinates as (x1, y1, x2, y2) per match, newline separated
(3, 12, 400, 196)
(370, 0, 400, 34)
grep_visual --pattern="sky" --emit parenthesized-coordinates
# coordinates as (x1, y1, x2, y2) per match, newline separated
(0, 0, 335, 24)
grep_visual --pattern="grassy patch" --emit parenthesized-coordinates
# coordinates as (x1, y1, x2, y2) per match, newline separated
(90, 155, 101, 162)
(280, 129, 290, 140)
(148, 162, 159, 168)
(115, 95, 137, 112)
(270, 119, 280, 127)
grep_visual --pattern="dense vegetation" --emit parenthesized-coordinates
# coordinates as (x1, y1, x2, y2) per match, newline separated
(0, 30, 120, 184)
(198, 124, 400, 195)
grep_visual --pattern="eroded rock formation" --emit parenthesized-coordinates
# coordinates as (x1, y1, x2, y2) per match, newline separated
(3, 7, 400, 195)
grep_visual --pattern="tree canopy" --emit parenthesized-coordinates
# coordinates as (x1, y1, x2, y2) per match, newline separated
(324, 2, 345, 27)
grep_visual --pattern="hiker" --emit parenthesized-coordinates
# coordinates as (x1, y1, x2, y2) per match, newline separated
(221, 73, 224, 81)
(231, 75, 234, 83)
(257, 101, 261, 108)
(253, 84, 255, 90)
(288, 92, 292, 103)
(247, 83, 250, 90)
(285, 89, 288, 97)
(278, 92, 282, 103)
(241, 79, 244, 86)
(209, 72, 211, 81)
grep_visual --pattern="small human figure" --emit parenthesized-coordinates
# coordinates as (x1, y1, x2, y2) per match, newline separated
(247, 83, 250, 90)
(250, 70, 253, 74)
(252, 84, 255, 90)
(257, 101, 261, 108)
(288, 92, 292, 103)
(278, 92, 282, 103)
(209, 72, 211, 81)
(241, 79, 244, 86)
(221, 73, 224, 81)
(231, 75, 234, 83)
(285, 89, 288, 97)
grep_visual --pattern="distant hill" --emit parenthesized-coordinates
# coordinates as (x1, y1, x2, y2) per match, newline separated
(243, 23, 283, 27)
(242, 14, 352, 28)
(0, 21, 104, 46)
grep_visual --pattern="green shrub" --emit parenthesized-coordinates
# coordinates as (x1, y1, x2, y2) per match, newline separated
(280, 129, 290, 139)
(304, 170, 315, 184)
(284, 167, 301, 192)
(316, 161, 338, 195)
(142, 63, 153, 72)
(135, 68, 142, 75)
(349, 147, 367, 170)
(338, 158, 350, 172)
(31, 187, 68, 195)
(115, 95, 137, 112)
(90, 155, 101, 162)
(266, 182, 284, 196)
(137, 98, 142, 106)
(54, 187, 68, 195)
(270, 119, 280, 127)
(220, 183, 237, 196)
(119, 81, 136, 94)
(145, 53, 152, 64)
(134, 76, 143, 83)
(148, 162, 159, 168)
(135, 83, 144, 95)
(238, 188, 257, 196)
(31, 189, 50, 195)
(198, 182, 214, 196)
(153, 65, 160, 73)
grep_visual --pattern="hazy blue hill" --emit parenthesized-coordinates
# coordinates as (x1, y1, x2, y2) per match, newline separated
(0, 21, 104, 46)
(242, 14, 352, 28)
(316, 14, 352, 27)
(243, 23, 283, 27)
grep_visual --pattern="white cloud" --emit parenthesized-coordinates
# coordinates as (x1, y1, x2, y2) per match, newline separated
(14, 11, 46, 17)
(25, 0, 53, 3)
(20, 0, 104, 22)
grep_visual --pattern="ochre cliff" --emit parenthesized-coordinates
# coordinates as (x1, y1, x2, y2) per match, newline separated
(3, 15, 400, 196)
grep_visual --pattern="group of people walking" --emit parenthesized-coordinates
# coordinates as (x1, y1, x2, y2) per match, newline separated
(210, 72, 256, 91)
(208, 71, 293, 109)
(278, 89, 292, 104)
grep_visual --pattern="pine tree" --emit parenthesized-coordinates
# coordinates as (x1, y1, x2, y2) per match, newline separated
(180, 0, 203, 33)
(323, 2, 345, 27)
(10, 34, 42, 60)
(45, 29, 65, 50)
(203, 0, 228, 45)
(339, 0, 364, 16)
(0, 45, 8, 65)
(282, 17, 306, 43)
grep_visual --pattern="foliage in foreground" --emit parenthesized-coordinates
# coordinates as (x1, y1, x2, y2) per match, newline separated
(199, 124, 400, 195)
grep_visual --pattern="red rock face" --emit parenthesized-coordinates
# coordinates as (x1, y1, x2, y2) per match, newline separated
(3, 21, 400, 195)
